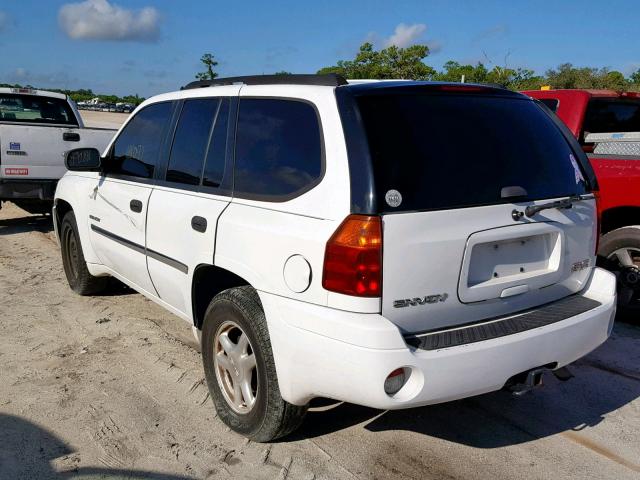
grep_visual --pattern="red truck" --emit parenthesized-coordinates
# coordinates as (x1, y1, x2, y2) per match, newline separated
(524, 88, 640, 319)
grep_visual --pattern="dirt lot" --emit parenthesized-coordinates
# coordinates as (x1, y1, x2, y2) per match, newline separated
(80, 111, 131, 130)
(0, 201, 639, 480)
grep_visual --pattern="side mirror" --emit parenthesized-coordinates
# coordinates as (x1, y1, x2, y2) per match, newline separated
(65, 148, 102, 171)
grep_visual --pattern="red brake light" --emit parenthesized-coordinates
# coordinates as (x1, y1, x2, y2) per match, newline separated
(322, 215, 382, 297)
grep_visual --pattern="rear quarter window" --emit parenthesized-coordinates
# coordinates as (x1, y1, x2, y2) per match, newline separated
(355, 92, 590, 213)
(233, 98, 323, 201)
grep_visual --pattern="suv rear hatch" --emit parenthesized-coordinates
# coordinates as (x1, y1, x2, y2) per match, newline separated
(350, 85, 598, 334)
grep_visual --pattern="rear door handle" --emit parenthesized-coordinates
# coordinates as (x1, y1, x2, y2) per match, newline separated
(191, 216, 207, 233)
(63, 132, 80, 142)
(130, 199, 143, 213)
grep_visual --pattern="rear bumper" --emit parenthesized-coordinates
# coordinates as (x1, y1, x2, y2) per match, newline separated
(0, 179, 57, 201)
(260, 267, 616, 409)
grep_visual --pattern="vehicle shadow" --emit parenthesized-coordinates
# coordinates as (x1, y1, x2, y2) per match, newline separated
(290, 323, 640, 448)
(92, 277, 138, 297)
(0, 213, 53, 236)
(0, 413, 193, 480)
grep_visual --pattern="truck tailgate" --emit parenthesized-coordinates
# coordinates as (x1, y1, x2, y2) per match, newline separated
(0, 125, 114, 180)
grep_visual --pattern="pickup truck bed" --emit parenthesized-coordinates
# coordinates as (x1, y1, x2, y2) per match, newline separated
(523, 89, 640, 319)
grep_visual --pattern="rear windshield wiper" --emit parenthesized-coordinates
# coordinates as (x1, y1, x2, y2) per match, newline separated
(525, 195, 586, 218)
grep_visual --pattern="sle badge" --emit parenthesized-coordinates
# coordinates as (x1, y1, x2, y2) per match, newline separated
(385, 189, 402, 208)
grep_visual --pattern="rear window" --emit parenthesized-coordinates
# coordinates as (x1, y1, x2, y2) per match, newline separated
(583, 99, 640, 136)
(0, 94, 76, 125)
(356, 93, 590, 213)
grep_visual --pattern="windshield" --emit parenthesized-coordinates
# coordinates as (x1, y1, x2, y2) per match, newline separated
(355, 92, 590, 213)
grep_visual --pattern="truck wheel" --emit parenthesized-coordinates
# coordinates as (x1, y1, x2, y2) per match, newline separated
(60, 211, 108, 295)
(598, 227, 640, 321)
(201, 286, 307, 441)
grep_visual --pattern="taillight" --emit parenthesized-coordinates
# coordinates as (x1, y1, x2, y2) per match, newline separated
(594, 190, 601, 255)
(322, 215, 382, 297)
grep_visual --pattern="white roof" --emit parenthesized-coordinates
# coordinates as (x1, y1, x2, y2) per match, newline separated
(0, 87, 68, 100)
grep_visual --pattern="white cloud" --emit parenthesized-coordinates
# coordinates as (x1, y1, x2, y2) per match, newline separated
(58, 0, 160, 42)
(383, 23, 427, 48)
(0, 11, 8, 32)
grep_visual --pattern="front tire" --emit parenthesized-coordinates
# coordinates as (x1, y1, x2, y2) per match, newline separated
(60, 211, 108, 295)
(201, 286, 307, 441)
(598, 226, 640, 321)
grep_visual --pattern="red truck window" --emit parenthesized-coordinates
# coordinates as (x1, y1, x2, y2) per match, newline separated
(539, 98, 559, 112)
(584, 99, 640, 136)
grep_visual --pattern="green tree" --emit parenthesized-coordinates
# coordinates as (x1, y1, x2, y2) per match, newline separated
(545, 63, 629, 90)
(434, 61, 489, 83)
(196, 53, 219, 80)
(631, 69, 640, 84)
(317, 42, 435, 80)
(273, 71, 292, 75)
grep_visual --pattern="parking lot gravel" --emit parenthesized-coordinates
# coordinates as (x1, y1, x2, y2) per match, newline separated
(1, 201, 639, 480)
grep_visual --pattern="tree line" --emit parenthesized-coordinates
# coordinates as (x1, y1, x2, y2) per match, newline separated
(315, 43, 640, 91)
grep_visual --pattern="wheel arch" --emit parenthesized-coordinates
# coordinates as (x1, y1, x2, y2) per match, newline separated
(53, 175, 101, 264)
(191, 264, 253, 330)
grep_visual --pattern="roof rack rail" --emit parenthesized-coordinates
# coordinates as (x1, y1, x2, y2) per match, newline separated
(182, 73, 348, 90)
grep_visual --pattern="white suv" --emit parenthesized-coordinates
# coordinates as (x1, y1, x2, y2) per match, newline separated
(54, 74, 617, 441)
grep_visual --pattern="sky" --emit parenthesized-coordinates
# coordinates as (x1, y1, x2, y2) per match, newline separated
(0, 0, 638, 97)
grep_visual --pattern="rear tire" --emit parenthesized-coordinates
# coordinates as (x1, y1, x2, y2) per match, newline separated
(60, 211, 108, 295)
(201, 286, 307, 441)
(597, 226, 640, 322)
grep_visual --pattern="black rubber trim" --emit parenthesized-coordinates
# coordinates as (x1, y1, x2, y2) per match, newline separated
(405, 295, 602, 351)
(147, 248, 189, 274)
(91, 224, 145, 255)
(182, 73, 347, 90)
(90, 224, 188, 274)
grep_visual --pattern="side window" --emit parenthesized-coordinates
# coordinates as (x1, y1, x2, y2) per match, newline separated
(202, 98, 230, 188)
(234, 98, 323, 199)
(109, 102, 173, 179)
(539, 98, 559, 113)
(166, 98, 220, 185)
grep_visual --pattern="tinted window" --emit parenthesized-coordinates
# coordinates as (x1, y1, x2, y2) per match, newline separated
(109, 102, 173, 179)
(234, 99, 322, 199)
(584, 99, 640, 136)
(166, 98, 219, 185)
(202, 99, 230, 188)
(356, 93, 589, 213)
(539, 98, 559, 112)
(0, 94, 76, 125)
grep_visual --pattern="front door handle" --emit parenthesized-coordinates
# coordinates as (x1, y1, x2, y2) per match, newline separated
(191, 216, 207, 233)
(130, 199, 143, 213)
(63, 132, 80, 142)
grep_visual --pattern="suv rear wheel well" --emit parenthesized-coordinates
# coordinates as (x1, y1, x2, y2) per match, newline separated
(601, 207, 640, 235)
(191, 265, 251, 330)
(54, 199, 73, 234)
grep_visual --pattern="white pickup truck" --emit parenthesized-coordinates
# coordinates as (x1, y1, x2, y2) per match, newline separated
(0, 87, 115, 213)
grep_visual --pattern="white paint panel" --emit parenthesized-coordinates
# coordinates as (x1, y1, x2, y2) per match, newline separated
(381, 198, 598, 333)
(146, 186, 230, 317)
(87, 177, 155, 293)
